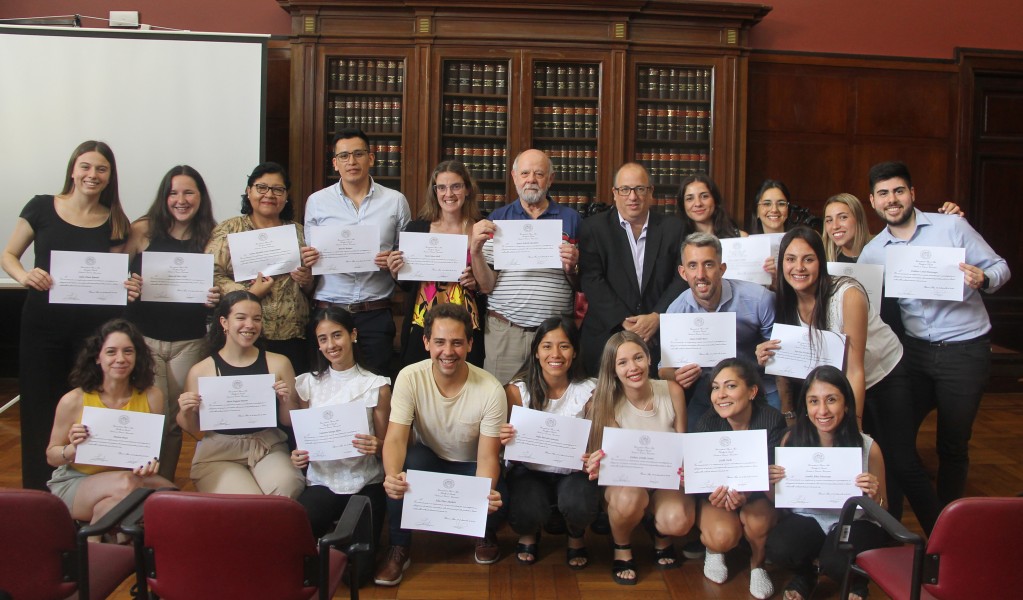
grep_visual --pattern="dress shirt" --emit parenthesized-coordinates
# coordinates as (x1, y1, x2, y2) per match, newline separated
(618, 210, 649, 288)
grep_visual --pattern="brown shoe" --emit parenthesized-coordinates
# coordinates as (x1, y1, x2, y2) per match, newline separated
(474, 532, 500, 564)
(374, 545, 411, 586)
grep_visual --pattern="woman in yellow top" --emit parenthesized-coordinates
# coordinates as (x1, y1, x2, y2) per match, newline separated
(46, 319, 175, 524)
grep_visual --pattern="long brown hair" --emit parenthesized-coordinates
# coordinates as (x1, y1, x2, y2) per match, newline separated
(587, 331, 650, 452)
(419, 160, 482, 223)
(69, 319, 155, 393)
(60, 140, 130, 241)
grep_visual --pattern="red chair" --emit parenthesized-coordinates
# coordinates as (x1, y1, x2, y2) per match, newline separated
(136, 491, 371, 600)
(0, 486, 152, 600)
(837, 495, 1023, 600)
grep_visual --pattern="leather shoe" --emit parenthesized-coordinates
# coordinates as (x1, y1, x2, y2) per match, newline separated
(474, 532, 500, 564)
(374, 545, 411, 586)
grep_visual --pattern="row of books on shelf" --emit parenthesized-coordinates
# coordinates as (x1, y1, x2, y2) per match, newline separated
(532, 64, 600, 98)
(328, 98, 402, 134)
(651, 195, 681, 215)
(444, 62, 509, 96)
(538, 145, 598, 182)
(329, 59, 405, 93)
(444, 143, 509, 181)
(637, 105, 710, 142)
(637, 150, 710, 184)
(443, 101, 508, 136)
(637, 66, 711, 101)
(532, 103, 599, 138)
(368, 143, 401, 177)
(549, 191, 600, 212)
(476, 193, 510, 213)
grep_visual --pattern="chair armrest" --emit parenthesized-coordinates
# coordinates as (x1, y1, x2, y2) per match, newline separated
(836, 496, 926, 600)
(75, 487, 154, 600)
(318, 495, 373, 600)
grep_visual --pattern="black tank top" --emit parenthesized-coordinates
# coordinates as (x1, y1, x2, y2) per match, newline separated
(125, 236, 210, 341)
(211, 347, 271, 435)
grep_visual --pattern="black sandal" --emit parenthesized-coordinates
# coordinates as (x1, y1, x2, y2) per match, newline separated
(782, 571, 817, 600)
(611, 543, 638, 586)
(565, 530, 588, 570)
(515, 531, 540, 565)
(642, 515, 680, 570)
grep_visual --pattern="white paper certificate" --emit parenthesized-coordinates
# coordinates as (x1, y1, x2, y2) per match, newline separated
(75, 406, 165, 469)
(307, 224, 380, 275)
(682, 429, 769, 493)
(140, 252, 214, 303)
(660, 312, 737, 368)
(492, 219, 563, 270)
(197, 374, 277, 431)
(226, 224, 302, 281)
(884, 245, 966, 301)
(49, 251, 128, 306)
(396, 232, 467, 283)
(828, 262, 884, 315)
(774, 446, 863, 509)
(721, 236, 773, 286)
(597, 427, 685, 490)
(290, 402, 369, 461)
(401, 470, 490, 538)
(764, 323, 847, 379)
(504, 405, 591, 472)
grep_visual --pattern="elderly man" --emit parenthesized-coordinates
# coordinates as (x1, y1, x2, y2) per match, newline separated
(470, 149, 580, 384)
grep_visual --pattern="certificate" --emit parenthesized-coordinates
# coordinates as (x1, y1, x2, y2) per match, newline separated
(504, 405, 591, 472)
(401, 469, 490, 538)
(140, 251, 214, 303)
(307, 224, 380, 275)
(492, 219, 563, 270)
(226, 224, 302, 281)
(660, 312, 736, 368)
(49, 250, 128, 306)
(764, 323, 847, 379)
(290, 402, 369, 461)
(774, 446, 863, 509)
(682, 429, 769, 493)
(721, 236, 773, 286)
(884, 245, 966, 301)
(396, 231, 467, 283)
(828, 262, 884, 315)
(197, 374, 277, 431)
(597, 427, 685, 490)
(75, 406, 164, 469)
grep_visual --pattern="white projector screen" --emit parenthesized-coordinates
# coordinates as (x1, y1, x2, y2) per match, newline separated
(0, 25, 267, 285)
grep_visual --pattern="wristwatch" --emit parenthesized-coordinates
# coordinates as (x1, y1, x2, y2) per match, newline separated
(782, 411, 796, 420)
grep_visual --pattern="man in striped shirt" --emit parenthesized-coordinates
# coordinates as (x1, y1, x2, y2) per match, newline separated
(470, 149, 581, 384)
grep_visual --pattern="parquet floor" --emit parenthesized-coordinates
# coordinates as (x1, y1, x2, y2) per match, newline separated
(2, 379, 1021, 599)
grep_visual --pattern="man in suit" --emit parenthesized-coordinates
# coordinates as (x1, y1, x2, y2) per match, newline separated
(578, 162, 686, 376)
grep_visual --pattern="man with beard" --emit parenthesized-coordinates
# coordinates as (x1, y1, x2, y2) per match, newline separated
(578, 162, 685, 376)
(858, 160, 1009, 505)
(657, 232, 778, 430)
(470, 149, 580, 384)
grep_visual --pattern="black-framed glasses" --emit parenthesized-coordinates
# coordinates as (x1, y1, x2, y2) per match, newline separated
(252, 183, 287, 197)
(434, 183, 466, 194)
(334, 149, 370, 162)
(613, 185, 652, 196)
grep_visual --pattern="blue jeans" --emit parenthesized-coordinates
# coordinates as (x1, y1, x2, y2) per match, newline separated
(386, 443, 508, 546)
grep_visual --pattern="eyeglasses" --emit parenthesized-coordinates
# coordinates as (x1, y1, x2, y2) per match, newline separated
(434, 183, 466, 194)
(252, 183, 287, 197)
(613, 185, 652, 196)
(334, 149, 370, 162)
(758, 200, 789, 208)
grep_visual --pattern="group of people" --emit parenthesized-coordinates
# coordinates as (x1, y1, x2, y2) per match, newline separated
(4, 131, 1008, 600)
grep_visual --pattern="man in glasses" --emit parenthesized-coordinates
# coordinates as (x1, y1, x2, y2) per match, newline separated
(303, 128, 411, 376)
(578, 162, 685, 376)
(469, 148, 581, 384)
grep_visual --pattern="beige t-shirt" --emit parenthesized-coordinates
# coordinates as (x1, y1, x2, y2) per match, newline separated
(614, 379, 676, 433)
(390, 359, 506, 462)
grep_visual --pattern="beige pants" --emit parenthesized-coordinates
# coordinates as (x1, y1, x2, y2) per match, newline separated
(191, 429, 305, 498)
(145, 336, 205, 481)
(483, 314, 535, 385)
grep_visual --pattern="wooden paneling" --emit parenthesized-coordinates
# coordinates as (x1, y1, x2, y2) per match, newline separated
(854, 74, 953, 138)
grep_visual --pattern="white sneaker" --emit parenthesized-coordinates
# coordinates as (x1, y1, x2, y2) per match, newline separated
(703, 550, 728, 584)
(750, 567, 774, 600)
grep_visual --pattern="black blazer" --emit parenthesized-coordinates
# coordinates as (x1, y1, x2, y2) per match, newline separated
(578, 208, 687, 376)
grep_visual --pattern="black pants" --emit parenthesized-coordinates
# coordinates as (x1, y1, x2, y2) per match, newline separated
(903, 335, 990, 505)
(766, 512, 888, 590)
(351, 308, 396, 378)
(862, 358, 941, 534)
(505, 464, 599, 536)
(297, 482, 386, 586)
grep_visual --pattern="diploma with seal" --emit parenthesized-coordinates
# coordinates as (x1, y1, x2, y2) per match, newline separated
(774, 446, 862, 509)
(492, 219, 563, 270)
(307, 224, 380, 275)
(75, 406, 165, 469)
(597, 427, 685, 490)
(504, 405, 590, 471)
(197, 374, 277, 431)
(682, 429, 769, 494)
(49, 250, 129, 306)
(141, 251, 214, 303)
(660, 312, 737, 368)
(401, 469, 491, 537)
(884, 245, 966, 301)
(290, 401, 370, 461)
(227, 224, 302, 281)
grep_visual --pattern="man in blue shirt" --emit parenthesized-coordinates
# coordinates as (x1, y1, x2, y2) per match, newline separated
(858, 160, 1010, 504)
(658, 232, 778, 430)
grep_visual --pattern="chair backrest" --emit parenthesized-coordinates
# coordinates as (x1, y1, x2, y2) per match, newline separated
(143, 491, 320, 600)
(0, 487, 79, 600)
(924, 496, 1023, 600)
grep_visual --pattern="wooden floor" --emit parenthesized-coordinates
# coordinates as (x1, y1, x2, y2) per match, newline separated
(2, 378, 1021, 599)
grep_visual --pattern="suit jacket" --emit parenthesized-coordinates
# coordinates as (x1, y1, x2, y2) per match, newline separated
(578, 208, 687, 376)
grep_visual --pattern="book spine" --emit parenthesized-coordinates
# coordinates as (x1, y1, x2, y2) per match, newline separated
(458, 62, 471, 93)
(495, 64, 507, 95)
(471, 63, 483, 94)
(483, 64, 496, 95)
